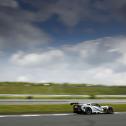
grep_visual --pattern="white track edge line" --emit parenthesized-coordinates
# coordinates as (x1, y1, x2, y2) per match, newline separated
(0, 112, 126, 118)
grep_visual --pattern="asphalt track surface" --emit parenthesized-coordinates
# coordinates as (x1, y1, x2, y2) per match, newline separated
(0, 99, 126, 105)
(0, 112, 126, 126)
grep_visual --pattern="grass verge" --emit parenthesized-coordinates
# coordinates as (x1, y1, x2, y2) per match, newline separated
(0, 82, 126, 95)
(0, 104, 72, 115)
(0, 104, 126, 115)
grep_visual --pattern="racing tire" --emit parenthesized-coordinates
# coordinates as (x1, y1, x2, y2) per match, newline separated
(85, 107, 92, 115)
(107, 107, 114, 114)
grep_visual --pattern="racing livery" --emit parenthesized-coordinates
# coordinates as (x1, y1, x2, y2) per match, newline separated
(70, 103, 114, 114)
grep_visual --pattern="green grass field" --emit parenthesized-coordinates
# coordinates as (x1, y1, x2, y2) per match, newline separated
(0, 104, 125, 115)
(0, 82, 126, 95)
(0, 104, 72, 114)
(0, 96, 89, 99)
(0, 95, 126, 99)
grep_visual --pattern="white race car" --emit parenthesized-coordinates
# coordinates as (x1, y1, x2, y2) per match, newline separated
(70, 103, 114, 114)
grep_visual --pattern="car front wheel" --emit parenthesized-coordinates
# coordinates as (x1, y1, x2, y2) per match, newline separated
(107, 107, 114, 114)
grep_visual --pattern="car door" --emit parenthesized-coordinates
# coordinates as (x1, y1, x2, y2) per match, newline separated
(92, 104, 103, 113)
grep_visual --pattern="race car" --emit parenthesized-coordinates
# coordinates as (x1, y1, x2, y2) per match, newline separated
(70, 103, 114, 114)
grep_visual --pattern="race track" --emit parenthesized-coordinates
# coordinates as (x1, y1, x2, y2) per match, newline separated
(0, 113, 126, 126)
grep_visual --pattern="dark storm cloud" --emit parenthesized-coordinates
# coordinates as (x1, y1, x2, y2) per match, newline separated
(93, 0, 126, 21)
(21, 0, 93, 26)
(0, 0, 126, 51)
(21, 0, 126, 26)
(0, 0, 19, 8)
(0, 0, 51, 51)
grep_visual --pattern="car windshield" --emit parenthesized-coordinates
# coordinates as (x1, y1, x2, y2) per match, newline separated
(92, 103, 101, 107)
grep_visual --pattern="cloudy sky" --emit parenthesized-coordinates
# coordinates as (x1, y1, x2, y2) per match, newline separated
(0, 0, 126, 85)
